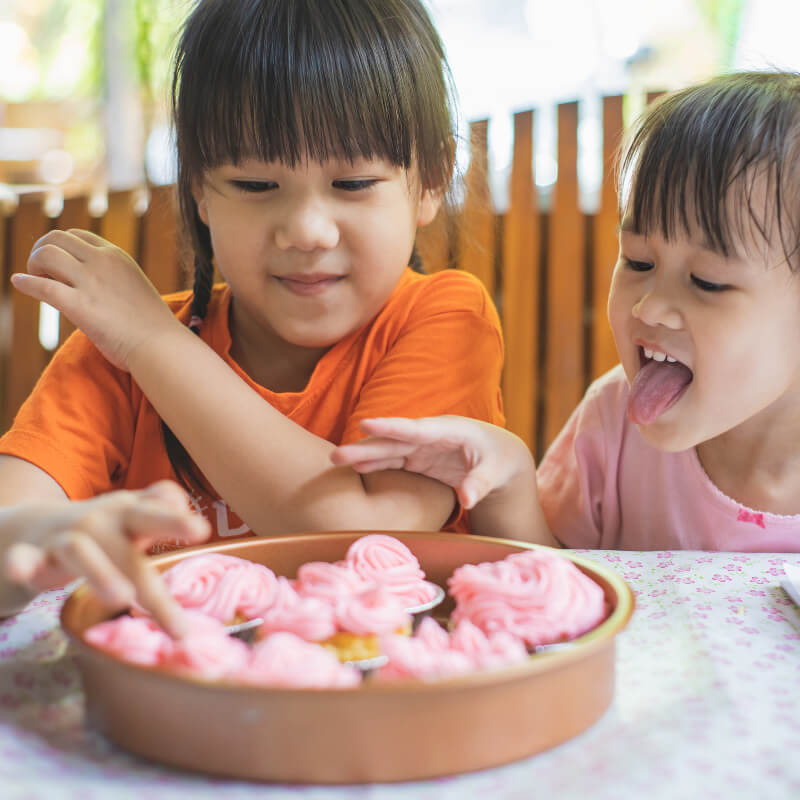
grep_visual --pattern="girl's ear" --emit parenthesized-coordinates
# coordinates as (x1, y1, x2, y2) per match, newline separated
(192, 182, 210, 226)
(416, 188, 443, 227)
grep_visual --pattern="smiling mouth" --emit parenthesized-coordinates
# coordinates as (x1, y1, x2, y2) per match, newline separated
(627, 346, 694, 425)
(275, 274, 344, 296)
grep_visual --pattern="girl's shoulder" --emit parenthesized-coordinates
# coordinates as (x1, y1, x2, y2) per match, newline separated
(391, 268, 499, 322)
(159, 284, 231, 323)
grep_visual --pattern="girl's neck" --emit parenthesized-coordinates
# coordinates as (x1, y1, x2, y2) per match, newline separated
(696, 409, 800, 515)
(227, 300, 329, 393)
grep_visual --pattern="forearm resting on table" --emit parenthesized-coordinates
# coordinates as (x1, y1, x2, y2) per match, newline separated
(129, 327, 456, 535)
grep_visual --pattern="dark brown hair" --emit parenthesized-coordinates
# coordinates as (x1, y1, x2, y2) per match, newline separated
(619, 70, 800, 269)
(165, 0, 457, 494)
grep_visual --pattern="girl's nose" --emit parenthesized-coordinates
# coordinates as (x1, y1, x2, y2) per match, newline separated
(631, 286, 683, 330)
(274, 201, 339, 252)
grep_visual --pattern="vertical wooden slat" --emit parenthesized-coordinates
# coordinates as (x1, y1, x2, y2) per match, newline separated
(544, 101, 585, 449)
(501, 110, 538, 451)
(139, 184, 185, 294)
(591, 95, 624, 380)
(55, 195, 92, 346)
(458, 119, 495, 295)
(98, 189, 139, 256)
(416, 208, 450, 273)
(5, 196, 51, 431)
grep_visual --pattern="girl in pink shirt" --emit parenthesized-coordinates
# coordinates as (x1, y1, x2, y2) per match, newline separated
(333, 71, 800, 552)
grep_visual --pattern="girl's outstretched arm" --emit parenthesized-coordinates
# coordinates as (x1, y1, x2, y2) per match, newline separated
(13, 229, 459, 534)
(0, 456, 209, 634)
(332, 417, 558, 546)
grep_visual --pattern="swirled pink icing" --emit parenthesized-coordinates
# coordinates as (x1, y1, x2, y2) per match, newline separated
(244, 633, 361, 688)
(295, 560, 374, 602)
(448, 549, 607, 647)
(346, 535, 441, 609)
(378, 627, 473, 681)
(160, 553, 278, 621)
(377, 617, 527, 681)
(84, 615, 174, 666)
(448, 619, 528, 669)
(258, 577, 337, 642)
(333, 586, 411, 635)
(163, 613, 251, 680)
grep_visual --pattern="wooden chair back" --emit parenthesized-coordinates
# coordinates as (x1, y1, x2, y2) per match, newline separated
(0, 94, 635, 458)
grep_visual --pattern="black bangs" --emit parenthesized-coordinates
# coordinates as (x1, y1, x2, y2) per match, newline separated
(619, 71, 800, 268)
(173, 0, 453, 190)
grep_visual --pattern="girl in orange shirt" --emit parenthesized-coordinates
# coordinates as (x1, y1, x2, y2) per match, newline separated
(0, 0, 505, 634)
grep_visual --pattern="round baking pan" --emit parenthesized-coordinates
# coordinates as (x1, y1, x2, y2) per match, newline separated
(61, 532, 634, 783)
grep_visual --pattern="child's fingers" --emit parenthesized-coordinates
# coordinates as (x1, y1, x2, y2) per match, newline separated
(31, 228, 101, 262)
(139, 479, 197, 512)
(49, 530, 136, 609)
(4, 542, 73, 592)
(64, 228, 109, 247)
(64, 512, 189, 638)
(119, 502, 210, 549)
(346, 457, 410, 474)
(331, 437, 415, 466)
(11, 272, 77, 310)
(359, 416, 469, 447)
(459, 472, 493, 509)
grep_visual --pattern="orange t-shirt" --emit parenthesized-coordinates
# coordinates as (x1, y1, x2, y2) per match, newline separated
(0, 268, 504, 543)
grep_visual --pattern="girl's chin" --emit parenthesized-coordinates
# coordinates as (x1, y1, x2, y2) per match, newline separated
(635, 421, 699, 454)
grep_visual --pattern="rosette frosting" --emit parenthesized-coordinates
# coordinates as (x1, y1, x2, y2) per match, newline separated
(244, 633, 361, 688)
(448, 549, 607, 647)
(160, 553, 278, 621)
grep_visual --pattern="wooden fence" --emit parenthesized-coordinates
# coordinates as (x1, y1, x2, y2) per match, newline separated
(0, 93, 650, 458)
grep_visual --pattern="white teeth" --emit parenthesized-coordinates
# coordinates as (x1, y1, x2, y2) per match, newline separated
(642, 347, 677, 363)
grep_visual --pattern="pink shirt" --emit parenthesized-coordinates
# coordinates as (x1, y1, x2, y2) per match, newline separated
(537, 365, 800, 551)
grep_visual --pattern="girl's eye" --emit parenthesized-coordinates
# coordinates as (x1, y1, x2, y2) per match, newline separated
(624, 258, 654, 272)
(332, 179, 378, 192)
(691, 274, 729, 292)
(231, 180, 277, 193)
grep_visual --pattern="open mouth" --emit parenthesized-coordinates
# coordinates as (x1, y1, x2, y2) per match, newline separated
(627, 346, 694, 425)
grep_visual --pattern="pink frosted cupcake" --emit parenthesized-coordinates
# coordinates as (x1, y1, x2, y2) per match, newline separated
(243, 633, 361, 689)
(377, 618, 472, 681)
(84, 615, 174, 666)
(160, 553, 278, 624)
(324, 586, 413, 663)
(448, 619, 528, 670)
(162, 613, 251, 681)
(448, 549, 608, 648)
(377, 617, 528, 682)
(256, 577, 338, 643)
(345, 534, 444, 615)
(294, 559, 374, 602)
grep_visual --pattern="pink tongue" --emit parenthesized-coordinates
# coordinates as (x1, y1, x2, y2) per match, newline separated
(627, 360, 693, 425)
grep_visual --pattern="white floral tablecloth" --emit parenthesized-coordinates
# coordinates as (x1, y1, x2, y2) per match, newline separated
(3, 550, 800, 800)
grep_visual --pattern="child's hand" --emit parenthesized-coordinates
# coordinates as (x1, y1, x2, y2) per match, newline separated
(3, 481, 210, 638)
(331, 416, 534, 510)
(13, 229, 179, 372)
